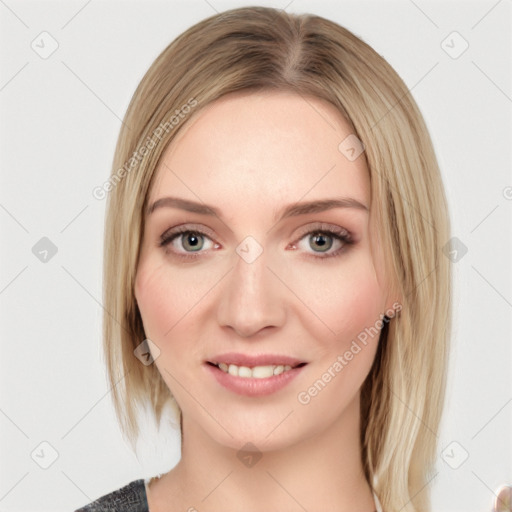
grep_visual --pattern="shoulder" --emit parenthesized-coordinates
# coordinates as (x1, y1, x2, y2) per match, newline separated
(74, 478, 148, 512)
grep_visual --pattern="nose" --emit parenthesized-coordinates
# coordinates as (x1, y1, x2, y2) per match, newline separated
(216, 242, 286, 338)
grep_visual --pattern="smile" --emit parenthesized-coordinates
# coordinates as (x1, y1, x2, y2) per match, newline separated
(204, 354, 308, 397)
(209, 362, 305, 379)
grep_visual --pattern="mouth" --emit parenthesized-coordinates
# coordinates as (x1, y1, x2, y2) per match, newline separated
(204, 353, 308, 397)
(206, 360, 307, 379)
(206, 352, 308, 378)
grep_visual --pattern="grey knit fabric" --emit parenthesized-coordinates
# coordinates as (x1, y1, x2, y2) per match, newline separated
(74, 479, 148, 512)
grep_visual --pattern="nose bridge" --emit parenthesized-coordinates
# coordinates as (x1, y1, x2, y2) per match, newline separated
(216, 236, 285, 337)
(234, 237, 269, 296)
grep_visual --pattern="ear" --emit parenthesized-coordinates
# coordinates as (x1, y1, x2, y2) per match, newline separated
(383, 285, 403, 319)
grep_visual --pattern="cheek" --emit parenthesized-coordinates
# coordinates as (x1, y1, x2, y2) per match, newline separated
(136, 269, 162, 337)
(135, 260, 202, 393)
(292, 255, 384, 415)
(134, 255, 221, 347)
(290, 250, 385, 345)
(135, 259, 183, 341)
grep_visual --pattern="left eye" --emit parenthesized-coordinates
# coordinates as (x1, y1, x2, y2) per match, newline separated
(300, 231, 338, 252)
(292, 228, 353, 259)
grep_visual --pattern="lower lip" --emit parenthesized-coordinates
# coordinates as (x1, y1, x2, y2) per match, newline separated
(204, 363, 306, 397)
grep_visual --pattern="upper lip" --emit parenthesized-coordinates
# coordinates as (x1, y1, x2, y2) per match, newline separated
(207, 352, 307, 368)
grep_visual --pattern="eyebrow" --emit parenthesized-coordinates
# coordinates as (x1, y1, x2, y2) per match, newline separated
(147, 196, 369, 222)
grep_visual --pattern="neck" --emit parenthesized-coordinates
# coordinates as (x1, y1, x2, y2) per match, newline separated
(151, 392, 376, 512)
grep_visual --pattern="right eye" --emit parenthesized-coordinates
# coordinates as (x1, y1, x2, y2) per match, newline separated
(159, 226, 220, 260)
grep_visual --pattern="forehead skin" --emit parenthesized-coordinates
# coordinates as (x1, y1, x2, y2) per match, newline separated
(148, 89, 371, 232)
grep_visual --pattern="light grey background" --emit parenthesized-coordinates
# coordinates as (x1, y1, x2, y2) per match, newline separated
(0, 0, 511, 511)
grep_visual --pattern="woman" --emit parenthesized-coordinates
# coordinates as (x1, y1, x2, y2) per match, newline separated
(76, 5, 451, 512)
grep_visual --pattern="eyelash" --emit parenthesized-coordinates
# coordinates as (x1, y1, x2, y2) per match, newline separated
(158, 224, 354, 262)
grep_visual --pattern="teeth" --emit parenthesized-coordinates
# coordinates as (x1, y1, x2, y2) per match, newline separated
(238, 366, 253, 378)
(273, 365, 284, 375)
(217, 363, 294, 378)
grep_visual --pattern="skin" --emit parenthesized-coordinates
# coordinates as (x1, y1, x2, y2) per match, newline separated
(135, 90, 398, 511)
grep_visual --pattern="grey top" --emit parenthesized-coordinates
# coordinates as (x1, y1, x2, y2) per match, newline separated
(74, 479, 148, 512)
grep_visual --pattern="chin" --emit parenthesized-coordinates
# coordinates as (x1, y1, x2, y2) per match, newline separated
(190, 404, 320, 454)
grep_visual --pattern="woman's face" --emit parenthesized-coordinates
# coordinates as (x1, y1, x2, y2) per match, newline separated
(135, 90, 397, 452)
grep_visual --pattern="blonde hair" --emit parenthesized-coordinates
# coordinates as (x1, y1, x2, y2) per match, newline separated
(101, 7, 451, 511)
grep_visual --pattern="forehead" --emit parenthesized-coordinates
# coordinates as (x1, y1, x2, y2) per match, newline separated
(149, 90, 370, 214)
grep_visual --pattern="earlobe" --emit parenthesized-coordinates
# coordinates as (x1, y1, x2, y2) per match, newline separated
(383, 297, 403, 320)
